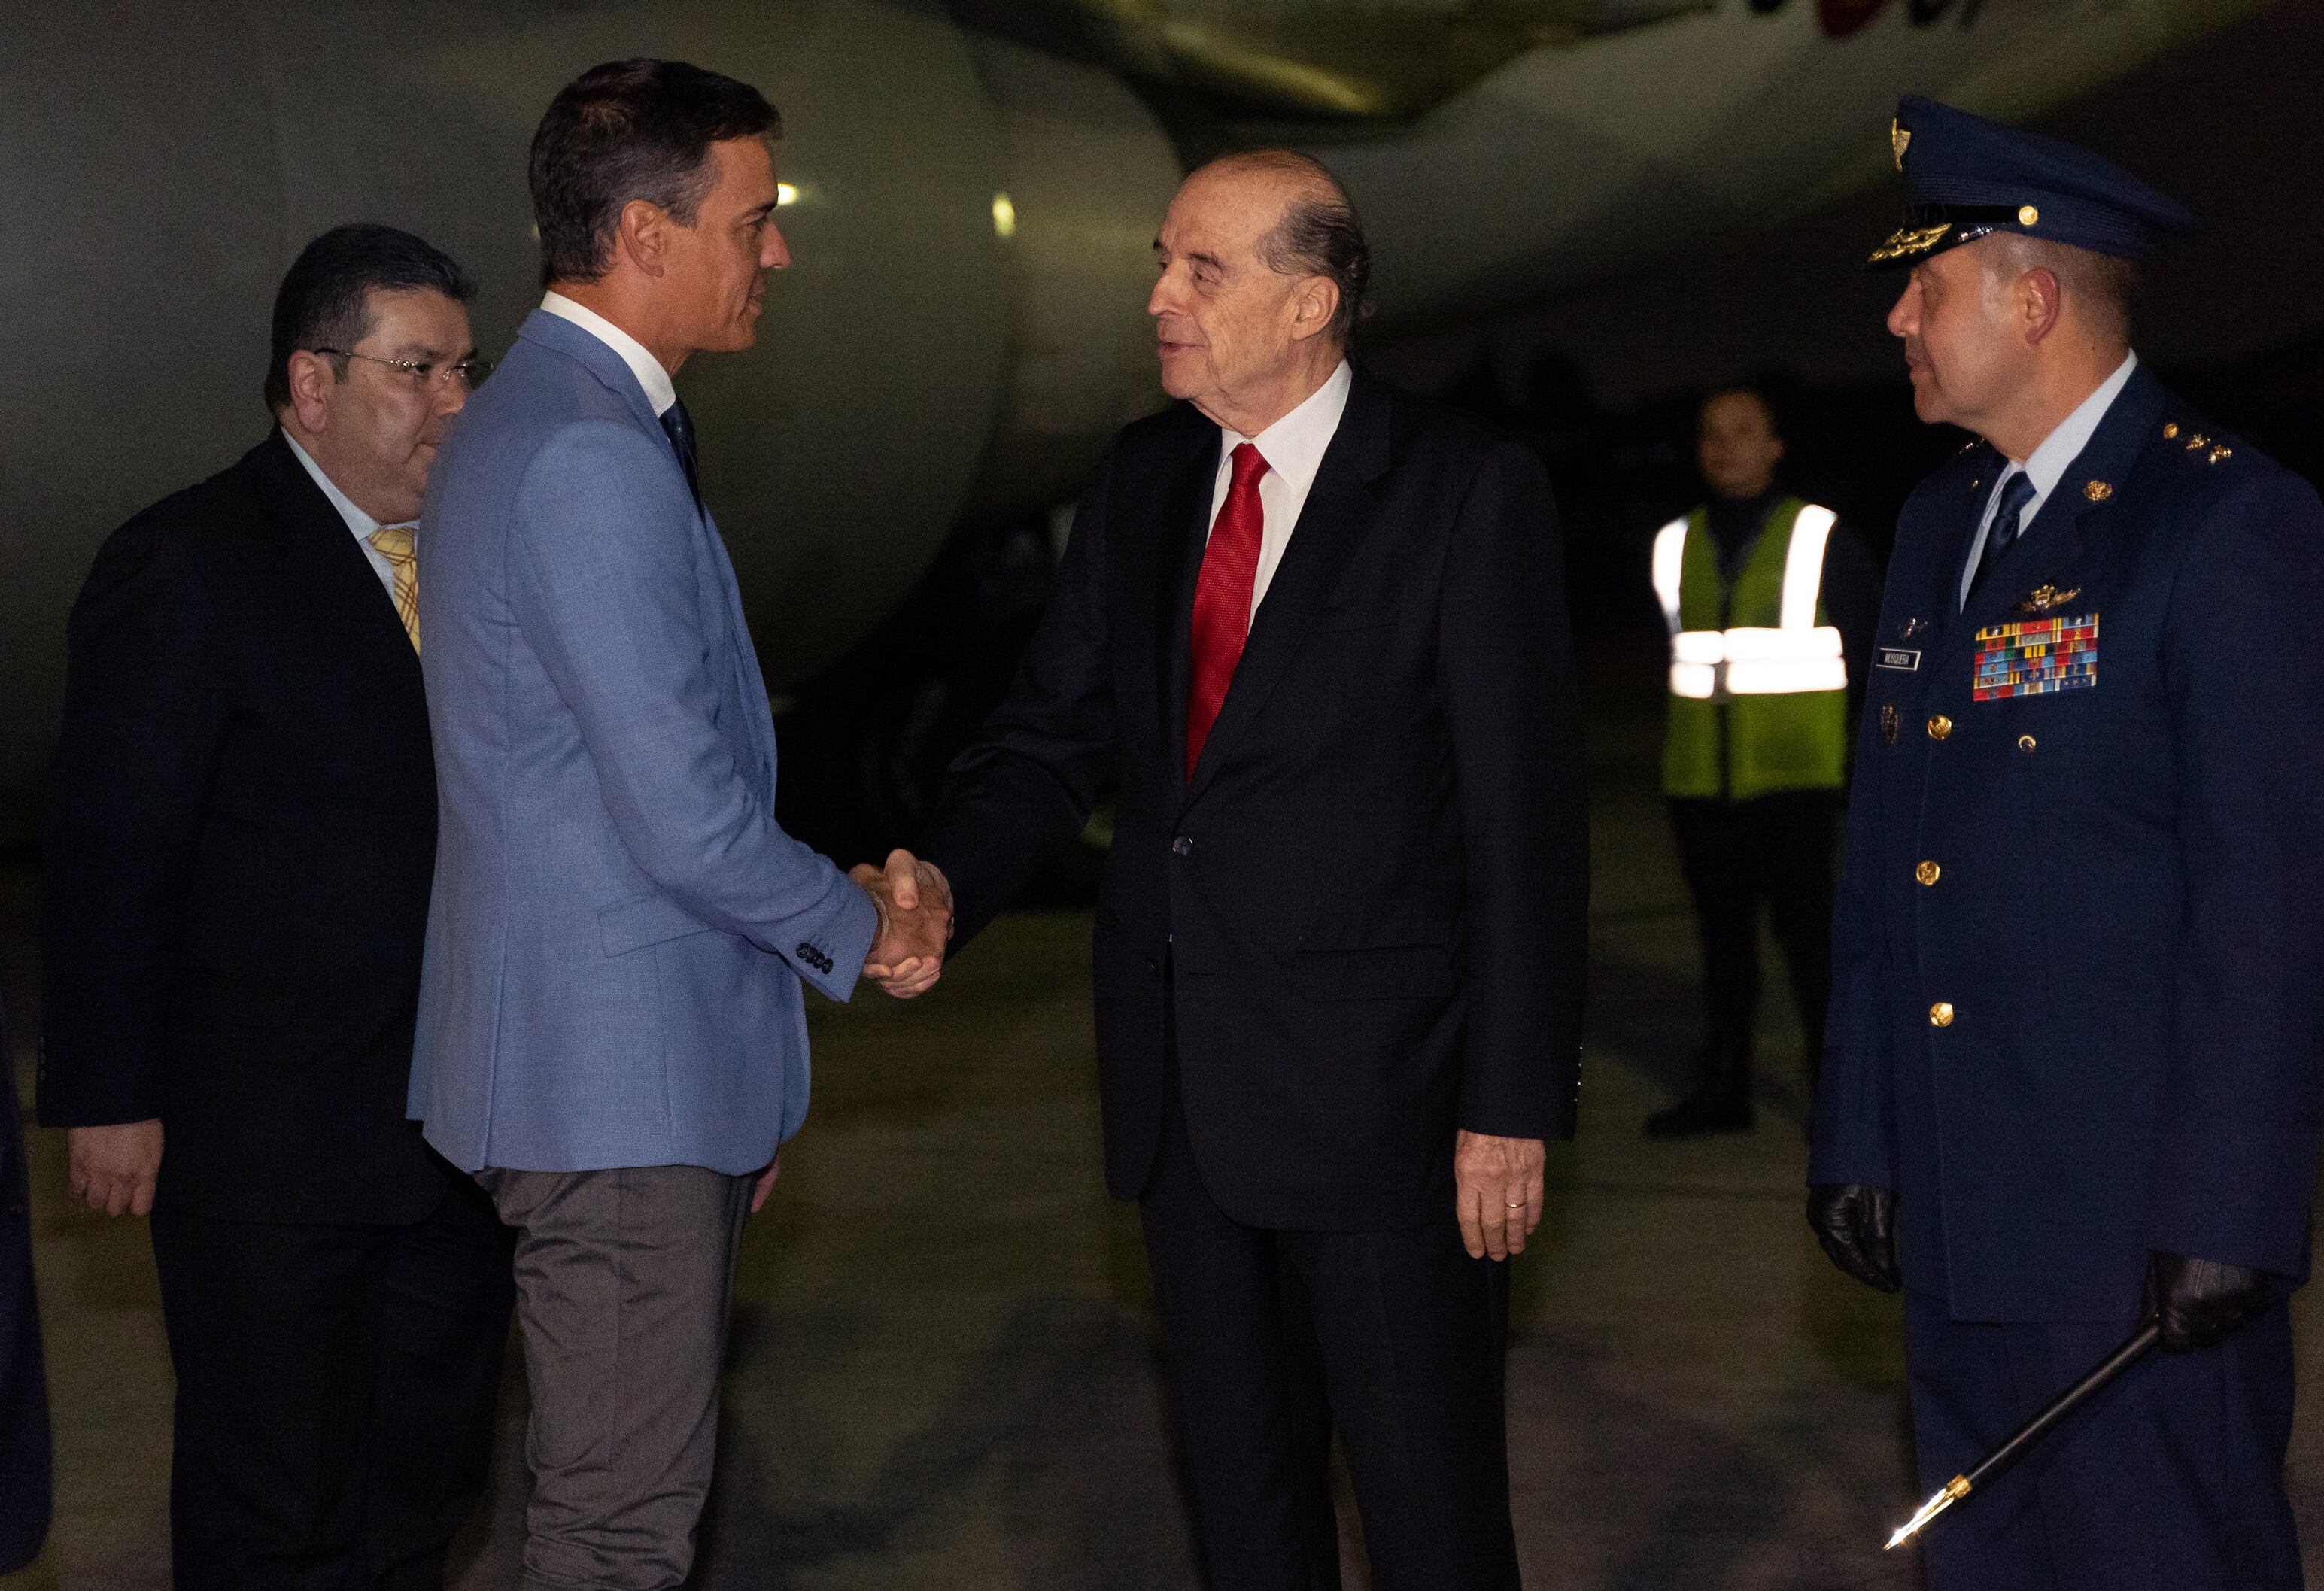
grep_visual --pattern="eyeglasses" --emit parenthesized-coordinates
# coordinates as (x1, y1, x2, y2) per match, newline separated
(312, 348, 495, 391)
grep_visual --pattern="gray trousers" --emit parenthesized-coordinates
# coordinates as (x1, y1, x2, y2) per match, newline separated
(479, 1164, 755, 1591)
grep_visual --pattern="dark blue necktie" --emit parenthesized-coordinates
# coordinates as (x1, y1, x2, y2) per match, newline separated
(1970, 472, 2037, 600)
(659, 399, 701, 509)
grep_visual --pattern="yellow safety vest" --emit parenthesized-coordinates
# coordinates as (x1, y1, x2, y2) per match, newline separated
(1654, 498, 1849, 800)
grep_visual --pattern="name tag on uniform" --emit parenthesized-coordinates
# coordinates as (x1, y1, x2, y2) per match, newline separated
(1973, 612, 2098, 701)
(1876, 648, 1921, 672)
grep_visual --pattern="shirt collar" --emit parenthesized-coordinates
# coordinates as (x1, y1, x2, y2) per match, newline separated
(2014, 351, 2140, 500)
(540, 291, 678, 417)
(281, 430, 409, 541)
(1220, 360, 1353, 491)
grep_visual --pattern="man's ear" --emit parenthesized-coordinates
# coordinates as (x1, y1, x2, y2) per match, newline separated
(616, 198, 670, 278)
(2021, 266, 2063, 348)
(1287, 277, 1340, 344)
(284, 351, 337, 435)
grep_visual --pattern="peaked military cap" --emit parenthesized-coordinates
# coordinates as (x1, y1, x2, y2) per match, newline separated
(1867, 95, 2198, 271)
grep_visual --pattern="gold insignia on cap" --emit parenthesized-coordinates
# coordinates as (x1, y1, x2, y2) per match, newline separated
(1893, 120, 1911, 171)
(2018, 205, 2040, 227)
(2210, 446, 2234, 463)
(2083, 480, 2113, 502)
(1869, 221, 1952, 264)
(2186, 433, 2210, 451)
(2163, 422, 2180, 439)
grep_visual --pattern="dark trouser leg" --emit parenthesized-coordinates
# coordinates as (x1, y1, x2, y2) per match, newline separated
(1669, 797, 1760, 1077)
(482, 1165, 753, 1591)
(1747, 791, 1838, 1088)
(1138, 1087, 1339, 1591)
(361, 1172, 514, 1590)
(1654, 797, 1758, 1133)
(1289, 1223, 1520, 1591)
(0, 1026, 49, 1577)
(1905, 1291, 2302, 1591)
(151, 1204, 393, 1591)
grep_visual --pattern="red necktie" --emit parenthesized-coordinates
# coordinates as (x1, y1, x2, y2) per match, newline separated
(1186, 442, 1269, 781)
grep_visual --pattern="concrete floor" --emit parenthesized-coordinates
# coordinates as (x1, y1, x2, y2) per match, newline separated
(7, 701, 2324, 1589)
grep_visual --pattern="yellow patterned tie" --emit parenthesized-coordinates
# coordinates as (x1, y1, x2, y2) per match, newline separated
(368, 526, 420, 654)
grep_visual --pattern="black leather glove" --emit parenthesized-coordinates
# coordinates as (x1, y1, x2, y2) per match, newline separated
(2144, 1250, 2277, 1353)
(1808, 1183, 1901, 1293)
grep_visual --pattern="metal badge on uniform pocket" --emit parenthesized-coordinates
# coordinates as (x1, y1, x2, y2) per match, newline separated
(1879, 703, 1900, 746)
(1972, 612, 2098, 702)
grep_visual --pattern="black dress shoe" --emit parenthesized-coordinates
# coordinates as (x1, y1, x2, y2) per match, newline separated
(1644, 1084, 1754, 1138)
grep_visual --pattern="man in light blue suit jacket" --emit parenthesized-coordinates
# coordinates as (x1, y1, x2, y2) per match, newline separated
(412, 59, 947, 1591)
(412, 291, 868, 1171)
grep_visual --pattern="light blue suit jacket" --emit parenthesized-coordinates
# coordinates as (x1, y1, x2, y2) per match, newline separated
(409, 310, 876, 1174)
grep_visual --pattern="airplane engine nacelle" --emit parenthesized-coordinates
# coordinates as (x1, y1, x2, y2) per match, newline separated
(0, 2, 1180, 835)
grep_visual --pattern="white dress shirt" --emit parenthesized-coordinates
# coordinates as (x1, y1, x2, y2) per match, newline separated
(1958, 351, 2139, 609)
(540, 291, 677, 417)
(1207, 360, 1354, 621)
(282, 431, 406, 597)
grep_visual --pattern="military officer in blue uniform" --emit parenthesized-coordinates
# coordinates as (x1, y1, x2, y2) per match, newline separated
(1808, 96, 2324, 1589)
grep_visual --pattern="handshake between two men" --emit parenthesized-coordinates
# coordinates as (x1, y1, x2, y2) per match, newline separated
(852, 849, 954, 999)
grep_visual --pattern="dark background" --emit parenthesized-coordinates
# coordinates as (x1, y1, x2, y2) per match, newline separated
(779, 0, 2324, 867)
(1378, 0, 2324, 643)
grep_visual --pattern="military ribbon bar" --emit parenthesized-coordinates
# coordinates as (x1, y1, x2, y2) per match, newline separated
(1972, 612, 2098, 701)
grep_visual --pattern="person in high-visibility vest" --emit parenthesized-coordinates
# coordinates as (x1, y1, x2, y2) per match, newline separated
(1647, 386, 1878, 1137)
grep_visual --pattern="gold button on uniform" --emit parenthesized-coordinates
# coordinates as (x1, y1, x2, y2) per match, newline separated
(1915, 861, 1941, 886)
(1930, 1002, 1955, 1028)
(2019, 734, 2037, 752)
(1928, 715, 1952, 740)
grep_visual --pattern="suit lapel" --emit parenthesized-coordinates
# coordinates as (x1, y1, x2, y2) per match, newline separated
(1952, 492, 2089, 650)
(701, 509, 780, 781)
(518, 310, 667, 439)
(1155, 428, 1221, 798)
(257, 433, 423, 679)
(1935, 442, 2003, 630)
(252, 433, 433, 788)
(1182, 370, 1392, 806)
(1942, 367, 2165, 661)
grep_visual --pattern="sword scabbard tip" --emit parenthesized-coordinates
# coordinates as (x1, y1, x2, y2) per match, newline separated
(1882, 1475, 1971, 1550)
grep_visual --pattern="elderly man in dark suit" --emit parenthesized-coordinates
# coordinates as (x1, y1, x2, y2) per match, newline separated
(1811, 99, 2324, 1590)
(41, 225, 513, 1591)
(891, 151, 1587, 1591)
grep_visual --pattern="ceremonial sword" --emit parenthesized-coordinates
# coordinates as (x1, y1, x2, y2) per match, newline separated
(1883, 1322, 2160, 1550)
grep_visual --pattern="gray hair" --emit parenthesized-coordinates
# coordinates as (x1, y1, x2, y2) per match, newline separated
(1217, 150, 1372, 344)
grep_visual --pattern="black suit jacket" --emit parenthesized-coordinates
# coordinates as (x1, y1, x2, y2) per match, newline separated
(0, 997, 50, 1574)
(40, 431, 447, 1225)
(928, 369, 1589, 1231)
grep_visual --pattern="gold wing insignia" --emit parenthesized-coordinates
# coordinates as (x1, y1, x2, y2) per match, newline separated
(2016, 584, 2082, 614)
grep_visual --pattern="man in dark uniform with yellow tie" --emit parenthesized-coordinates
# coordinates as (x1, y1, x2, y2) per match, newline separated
(1809, 97, 2324, 1589)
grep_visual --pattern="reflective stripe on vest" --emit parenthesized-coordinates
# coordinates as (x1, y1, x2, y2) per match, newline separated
(1657, 498, 1850, 800)
(1652, 505, 1846, 698)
